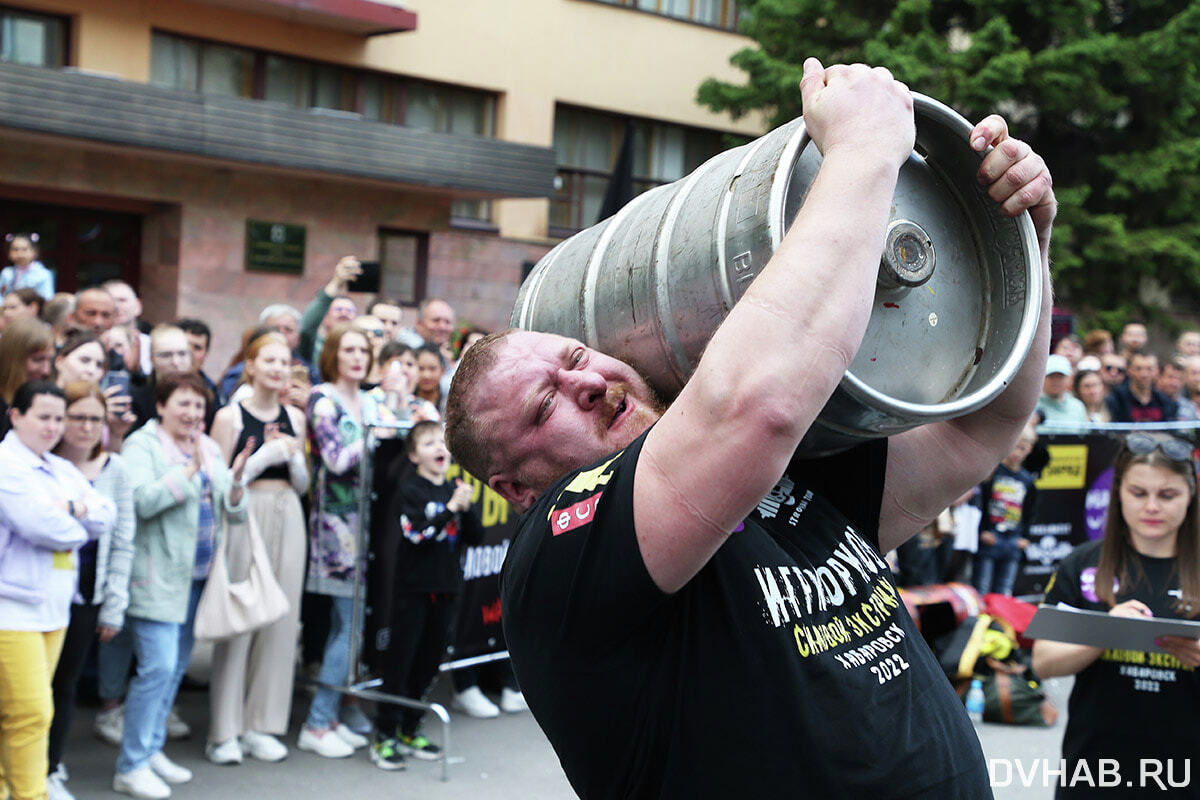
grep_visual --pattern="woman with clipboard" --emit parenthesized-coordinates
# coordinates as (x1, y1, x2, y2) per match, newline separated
(1033, 432, 1200, 798)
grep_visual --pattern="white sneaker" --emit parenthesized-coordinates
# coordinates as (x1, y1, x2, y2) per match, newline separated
(94, 705, 124, 745)
(165, 708, 191, 740)
(148, 751, 192, 784)
(297, 725, 354, 758)
(332, 721, 368, 749)
(339, 703, 373, 736)
(205, 737, 243, 765)
(46, 771, 76, 800)
(500, 687, 529, 713)
(240, 730, 288, 762)
(453, 686, 500, 718)
(113, 767, 171, 800)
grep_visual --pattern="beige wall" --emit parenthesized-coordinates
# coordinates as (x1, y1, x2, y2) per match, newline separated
(19, 0, 767, 239)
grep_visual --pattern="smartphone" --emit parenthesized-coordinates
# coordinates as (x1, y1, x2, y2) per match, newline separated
(348, 260, 381, 294)
(100, 370, 131, 396)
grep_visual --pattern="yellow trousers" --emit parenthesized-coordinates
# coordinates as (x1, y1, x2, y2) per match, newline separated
(0, 628, 66, 800)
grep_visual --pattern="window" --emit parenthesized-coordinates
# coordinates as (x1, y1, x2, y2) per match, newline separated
(0, 6, 66, 67)
(378, 229, 428, 305)
(592, 0, 739, 30)
(551, 105, 732, 233)
(149, 31, 497, 223)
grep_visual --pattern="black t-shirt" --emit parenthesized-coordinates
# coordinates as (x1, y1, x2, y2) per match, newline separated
(389, 473, 482, 593)
(502, 429, 990, 799)
(1043, 541, 1200, 799)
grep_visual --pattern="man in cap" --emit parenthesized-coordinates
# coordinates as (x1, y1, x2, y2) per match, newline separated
(1036, 354, 1088, 426)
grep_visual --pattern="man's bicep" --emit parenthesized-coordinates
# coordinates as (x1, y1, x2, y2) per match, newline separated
(879, 421, 995, 553)
(632, 412, 793, 594)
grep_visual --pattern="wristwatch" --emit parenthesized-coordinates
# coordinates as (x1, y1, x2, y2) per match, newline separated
(67, 500, 76, 518)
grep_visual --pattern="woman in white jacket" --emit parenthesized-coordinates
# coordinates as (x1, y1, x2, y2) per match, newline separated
(0, 380, 115, 800)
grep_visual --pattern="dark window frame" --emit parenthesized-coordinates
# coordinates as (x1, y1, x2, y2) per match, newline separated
(0, 3, 69, 68)
(149, 29, 497, 134)
(377, 227, 430, 306)
(551, 103, 737, 235)
(572, 0, 740, 32)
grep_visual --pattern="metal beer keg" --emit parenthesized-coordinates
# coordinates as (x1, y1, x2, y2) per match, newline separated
(512, 94, 1042, 455)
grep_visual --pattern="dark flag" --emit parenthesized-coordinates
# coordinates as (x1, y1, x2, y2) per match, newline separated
(597, 120, 636, 223)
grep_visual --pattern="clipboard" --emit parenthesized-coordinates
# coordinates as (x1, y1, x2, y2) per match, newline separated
(1025, 603, 1200, 655)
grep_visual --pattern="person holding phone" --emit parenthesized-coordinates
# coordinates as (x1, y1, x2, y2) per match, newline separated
(1033, 433, 1200, 799)
(298, 256, 362, 367)
(206, 332, 309, 766)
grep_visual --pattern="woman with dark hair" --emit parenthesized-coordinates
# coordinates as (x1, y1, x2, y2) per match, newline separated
(54, 332, 106, 387)
(0, 380, 115, 800)
(1073, 368, 1111, 424)
(0, 317, 54, 437)
(413, 344, 446, 416)
(113, 372, 252, 800)
(299, 323, 396, 758)
(46, 382, 135, 800)
(1033, 432, 1200, 798)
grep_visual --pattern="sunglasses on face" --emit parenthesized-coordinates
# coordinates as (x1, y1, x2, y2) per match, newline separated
(1104, 366, 1126, 374)
(1125, 432, 1194, 463)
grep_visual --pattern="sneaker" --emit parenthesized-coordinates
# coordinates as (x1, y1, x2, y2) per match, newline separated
(148, 751, 192, 784)
(499, 687, 529, 713)
(47, 770, 76, 800)
(339, 703, 373, 736)
(297, 725, 354, 758)
(205, 737, 243, 765)
(113, 767, 171, 800)
(452, 686, 500, 719)
(332, 721, 368, 750)
(240, 730, 288, 762)
(397, 733, 443, 761)
(369, 734, 407, 771)
(165, 708, 191, 740)
(94, 705, 124, 745)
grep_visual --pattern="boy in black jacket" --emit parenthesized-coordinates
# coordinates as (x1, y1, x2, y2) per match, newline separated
(372, 420, 479, 770)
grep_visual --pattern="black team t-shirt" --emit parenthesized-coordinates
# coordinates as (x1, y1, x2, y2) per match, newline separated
(501, 428, 990, 799)
(1042, 540, 1200, 799)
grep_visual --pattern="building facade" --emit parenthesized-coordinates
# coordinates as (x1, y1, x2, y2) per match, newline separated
(0, 0, 763, 365)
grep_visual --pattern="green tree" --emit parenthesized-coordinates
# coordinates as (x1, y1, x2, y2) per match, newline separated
(698, 0, 1200, 332)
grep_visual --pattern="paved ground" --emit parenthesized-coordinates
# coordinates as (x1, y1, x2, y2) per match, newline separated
(61, 661, 1072, 799)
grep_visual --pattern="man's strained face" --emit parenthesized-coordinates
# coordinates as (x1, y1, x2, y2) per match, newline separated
(475, 331, 663, 505)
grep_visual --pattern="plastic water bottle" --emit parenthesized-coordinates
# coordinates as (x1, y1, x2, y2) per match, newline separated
(966, 678, 985, 726)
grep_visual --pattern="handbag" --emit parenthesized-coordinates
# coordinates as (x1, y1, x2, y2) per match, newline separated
(194, 509, 289, 641)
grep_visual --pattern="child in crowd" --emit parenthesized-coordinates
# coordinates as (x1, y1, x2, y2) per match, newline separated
(973, 424, 1038, 596)
(371, 421, 481, 770)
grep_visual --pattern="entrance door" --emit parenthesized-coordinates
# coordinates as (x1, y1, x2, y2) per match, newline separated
(0, 200, 141, 293)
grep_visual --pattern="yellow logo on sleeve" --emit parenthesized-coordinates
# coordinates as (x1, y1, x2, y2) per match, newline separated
(561, 454, 620, 494)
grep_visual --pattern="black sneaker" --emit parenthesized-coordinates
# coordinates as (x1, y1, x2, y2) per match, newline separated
(370, 735, 407, 771)
(398, 733, 442, 761)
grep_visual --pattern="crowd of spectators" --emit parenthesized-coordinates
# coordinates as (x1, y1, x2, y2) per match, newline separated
(6, 227, 1200, 799)
(893, 319, 1200, 595)
(0, 248, 526, 800)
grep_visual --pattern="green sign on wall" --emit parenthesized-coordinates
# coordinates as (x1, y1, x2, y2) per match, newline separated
(245, 220, 305, 274)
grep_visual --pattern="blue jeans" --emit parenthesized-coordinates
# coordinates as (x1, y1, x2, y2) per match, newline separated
(116, 580, 203, 774)
(305, 596, 354, 729)
(973, 552, 1020, 596)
